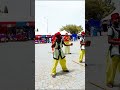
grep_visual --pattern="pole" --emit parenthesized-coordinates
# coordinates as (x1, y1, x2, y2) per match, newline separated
(47, 18, 48, 33)
(44, 17, 48, 33)
(30, 0, 31, 16)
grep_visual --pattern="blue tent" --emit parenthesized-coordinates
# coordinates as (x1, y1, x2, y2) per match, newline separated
(41, 35, 46, 37)
(16, 22, 27, 27)
(88, 18, 96, 27)
(95, 20, 101, 28)
(88, 19, 100, 36)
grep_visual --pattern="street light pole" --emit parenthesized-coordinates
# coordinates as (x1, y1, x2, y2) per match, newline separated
(47, 18, 48, 33)
(44, 17, 48, 33)
(30, 0, 31, 16)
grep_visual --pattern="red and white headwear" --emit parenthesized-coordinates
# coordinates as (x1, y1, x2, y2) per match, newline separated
(81, 31, 85, 36)
(53, 32, 62, 39)
(111, 13, 119, 22)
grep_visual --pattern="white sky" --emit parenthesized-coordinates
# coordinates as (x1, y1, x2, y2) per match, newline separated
(35, 1, 85, 35)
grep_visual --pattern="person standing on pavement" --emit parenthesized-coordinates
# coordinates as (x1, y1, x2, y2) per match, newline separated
(51, 32, 73, 77)
(79, 31, 85, 63)
(63, 33, 71, 54)
(106, 13, 120, 88)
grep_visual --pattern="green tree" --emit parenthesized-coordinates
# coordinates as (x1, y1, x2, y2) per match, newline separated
(86, 0, 115, 20)
(60, 24, 83, 34)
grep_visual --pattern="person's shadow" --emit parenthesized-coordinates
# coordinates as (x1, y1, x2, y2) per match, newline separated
(114, 83, 120, 88)
(56, 69, 75, 76)
(65, 53, 78, 55)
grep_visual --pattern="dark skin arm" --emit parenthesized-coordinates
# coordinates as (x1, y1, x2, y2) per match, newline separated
(51, 39, 73, 48)
(80, 41, 86, 45)
(108, 35, 120, 45)
(51, 42, 56, 48)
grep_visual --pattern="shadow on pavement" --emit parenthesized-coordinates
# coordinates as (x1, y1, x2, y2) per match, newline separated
(48, 52, 78, 55)
(114, 83, 120, 87)
(86, 64, 101, 67)
(56, 69, 75, 76)
(80, 61, 85, 63)
(65, 53, 78, 55)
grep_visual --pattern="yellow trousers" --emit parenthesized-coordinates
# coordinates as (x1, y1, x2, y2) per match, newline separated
(51, 57, 68, 75)
(79, 49, 85, 62)
(64, 41, 70, 54)
(106, 55, 120, 84)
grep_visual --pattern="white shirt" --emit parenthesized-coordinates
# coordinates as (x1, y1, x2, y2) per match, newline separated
(80, 37, 85, 49)
(108, 26, 120, 56)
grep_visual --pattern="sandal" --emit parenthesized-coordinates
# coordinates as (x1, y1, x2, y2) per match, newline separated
(51, 74, 56, 78)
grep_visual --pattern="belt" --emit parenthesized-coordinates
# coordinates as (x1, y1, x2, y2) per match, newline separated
(55, 48, 61, 50)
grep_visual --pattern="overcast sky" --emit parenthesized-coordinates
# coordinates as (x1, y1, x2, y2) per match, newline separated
(35, 1, 85, 35)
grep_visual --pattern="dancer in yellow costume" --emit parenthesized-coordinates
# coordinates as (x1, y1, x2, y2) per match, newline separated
(79, 31, 87, 66)
(106, 13, 120, 88)
(51, 32, 73, 77)
(63, 33, 71, 54)
(79, 31, 85, 62)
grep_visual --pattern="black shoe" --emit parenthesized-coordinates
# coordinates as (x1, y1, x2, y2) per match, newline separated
(107, 83, 113, 88)
(79, 61, 82, 63)
(85, 64, 87, 66)
(68, 53, 71, 54)
(63, 70, 69, 72)
(51, 74, 56, 78)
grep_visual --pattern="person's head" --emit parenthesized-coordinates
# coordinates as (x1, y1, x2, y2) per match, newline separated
(111, 13, 119, 28)
(55, 32, 62, 42)
(81, 31, 85, 37)
(65, 33, 68, 36)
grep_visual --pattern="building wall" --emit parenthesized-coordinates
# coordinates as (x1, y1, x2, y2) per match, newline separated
(0, 0, 34, 21)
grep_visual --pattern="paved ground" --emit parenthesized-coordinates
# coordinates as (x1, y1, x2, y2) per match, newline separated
(35, 33, 120, 90)
(35, 41, 85, 90)
(0, 41, 34, 90)
(85, 35, 120, 90)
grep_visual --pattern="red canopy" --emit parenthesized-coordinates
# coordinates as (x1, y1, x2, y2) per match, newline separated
(0, 27, 8, 33)
(0, 22, 16, 27)
(46, 35, 51, 37)
(36, 35, 42, 38)
(27, 21, 35, 26)
(0, 22, 16, 24)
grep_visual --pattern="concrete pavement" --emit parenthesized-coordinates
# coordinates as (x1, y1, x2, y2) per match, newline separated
(35, 41, 85, 90)
(35, 35, 120, 90)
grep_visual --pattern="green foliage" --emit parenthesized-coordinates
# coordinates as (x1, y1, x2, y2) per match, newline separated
(60, 24, 83, 34)
(86, 0, 115, 20)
